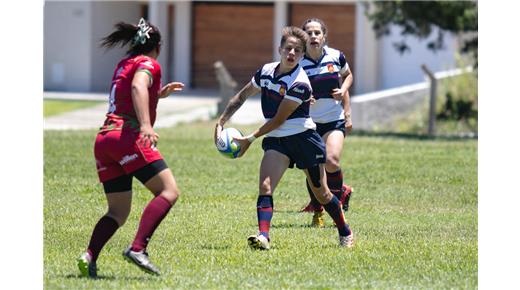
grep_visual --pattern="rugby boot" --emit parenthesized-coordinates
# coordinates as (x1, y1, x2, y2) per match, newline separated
(311, 210, 325, 227)
(340, 184, 353, 213)
(247, 234, 270, 250)
(339, 232, 354, 248)
(77, 252, 97, 278)
(123, 246, 160, 275)
(301, 202, 324, 213)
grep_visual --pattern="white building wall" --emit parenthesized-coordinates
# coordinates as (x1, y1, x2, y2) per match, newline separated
(173, 1, 192, 86)
(149, 1, 169, 86)
(378, 25, 458, 90)
(273, 0, 288, 62)
(354, 2, 379, 94)
(354, 2, 459, 93)
(44, 1, 92, 92)
(43, 0, 462, 94)
(90, 2, 142, 92)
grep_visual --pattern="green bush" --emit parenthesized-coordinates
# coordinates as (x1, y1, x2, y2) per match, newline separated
(436, 56, 478, 131)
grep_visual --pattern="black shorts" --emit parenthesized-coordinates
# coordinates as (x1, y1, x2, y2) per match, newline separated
(102, 159, 168, 194)
(315, 119, 346, 137)
(262, 129, 326, 169)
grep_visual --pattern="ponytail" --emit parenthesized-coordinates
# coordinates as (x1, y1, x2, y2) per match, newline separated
(100, 22, 137, 49)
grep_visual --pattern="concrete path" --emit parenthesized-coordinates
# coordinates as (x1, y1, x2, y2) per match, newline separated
(44, 90, 263, 130)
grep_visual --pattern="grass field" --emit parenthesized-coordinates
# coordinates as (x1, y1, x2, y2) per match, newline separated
(44, 122, 477, 289)
(44, 99, 104, 117)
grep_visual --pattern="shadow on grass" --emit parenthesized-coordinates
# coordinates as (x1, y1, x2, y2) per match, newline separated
(273, 209, 305, 214)
(352, 130, 477, 141)
(198, 244, 232, 250)
(271, 223, 336, 229)
(266, 242, 344, 251)
(64, 273, 158, 281)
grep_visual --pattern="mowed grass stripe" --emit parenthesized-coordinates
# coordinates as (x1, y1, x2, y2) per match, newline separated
(44, 99, 104, 117)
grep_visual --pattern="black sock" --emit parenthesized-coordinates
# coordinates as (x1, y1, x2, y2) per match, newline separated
(326, 170, 343, 200)
(87, 215, 119, 262)
(323, 196, 351, 237)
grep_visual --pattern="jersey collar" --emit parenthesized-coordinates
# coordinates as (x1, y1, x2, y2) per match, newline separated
(273, 62, 300, 80)
(304, 47, 328, 65)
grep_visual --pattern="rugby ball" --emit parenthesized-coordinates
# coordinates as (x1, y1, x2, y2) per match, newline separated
(216, 127, 243, 159)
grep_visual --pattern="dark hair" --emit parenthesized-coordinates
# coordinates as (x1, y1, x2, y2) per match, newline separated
(280, 26, 309, 51)
(100, 19, 161, 56)
(301, 18, 328, 41)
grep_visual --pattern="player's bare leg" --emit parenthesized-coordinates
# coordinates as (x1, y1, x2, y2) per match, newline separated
(124, 169, 179, 275)
(248, 150, 290, 250)
(304, 164, 353, 248)
(323, 130, 353, 212)
(79, 191, 132, 278)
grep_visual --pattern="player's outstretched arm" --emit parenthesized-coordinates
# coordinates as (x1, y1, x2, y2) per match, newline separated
(234, 98, 299, 158)
(214, 82, 260, 144)
(158, 82, 184, 98)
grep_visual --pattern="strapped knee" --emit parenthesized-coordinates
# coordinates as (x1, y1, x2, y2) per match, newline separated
(257, 195, 273, 208)
(308, 165, 322, 188)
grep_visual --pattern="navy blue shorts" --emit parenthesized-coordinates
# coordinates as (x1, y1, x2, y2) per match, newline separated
(262, 129, 326, 169)
(315, 119, 346, 137)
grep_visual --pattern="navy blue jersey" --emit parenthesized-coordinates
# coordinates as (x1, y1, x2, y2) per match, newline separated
(300, 46, 350, 123)
(251, 62, 316, 137)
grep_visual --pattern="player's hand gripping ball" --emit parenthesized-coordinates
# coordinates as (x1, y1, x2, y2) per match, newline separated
(216, 128, 243, 159)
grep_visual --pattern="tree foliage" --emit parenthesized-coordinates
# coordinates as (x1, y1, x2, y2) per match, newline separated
(365, 1, 477, 65)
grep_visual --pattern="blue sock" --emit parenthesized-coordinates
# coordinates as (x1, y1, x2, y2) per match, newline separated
(323, 195, 351, 236)
(257, 195, 273, 240)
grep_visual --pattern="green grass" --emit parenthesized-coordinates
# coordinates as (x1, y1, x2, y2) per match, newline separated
(44, 99, 104, 117)
(44, 122, 477, 289)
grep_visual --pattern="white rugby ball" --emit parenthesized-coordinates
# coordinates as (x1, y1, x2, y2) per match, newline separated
(216, 127, 243, 159)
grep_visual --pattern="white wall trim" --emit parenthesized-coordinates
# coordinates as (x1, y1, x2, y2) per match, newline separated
(353, 82, 428, 103)
(273, 0, 288, 61)
(149, 1, 169, 84)
(173, 1, 192, 86)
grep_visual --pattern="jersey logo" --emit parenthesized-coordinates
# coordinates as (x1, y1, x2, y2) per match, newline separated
(292, 87, 305, 94)
(119, 154, 139, 165)
(141, 61, 154, 69)
(279, 86, 286, 96)
(327, 63, 335, 73)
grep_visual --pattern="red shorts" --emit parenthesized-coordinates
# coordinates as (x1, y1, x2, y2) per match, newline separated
(94, 129, 163, 183)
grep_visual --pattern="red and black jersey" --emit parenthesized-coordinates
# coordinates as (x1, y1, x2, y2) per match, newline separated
(100, 55, 162, 132)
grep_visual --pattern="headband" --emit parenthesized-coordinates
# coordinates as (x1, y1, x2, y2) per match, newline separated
(132, 18, 152, 46)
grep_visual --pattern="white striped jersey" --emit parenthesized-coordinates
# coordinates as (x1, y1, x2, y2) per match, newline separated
(300, 46, 349, 123)
(251, 62, 316, 137)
